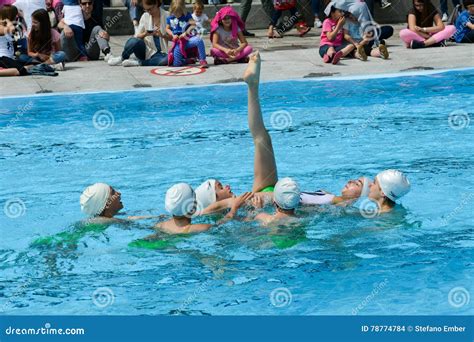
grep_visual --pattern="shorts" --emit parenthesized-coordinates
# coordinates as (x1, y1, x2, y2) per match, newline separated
(319, 42, 350, 58)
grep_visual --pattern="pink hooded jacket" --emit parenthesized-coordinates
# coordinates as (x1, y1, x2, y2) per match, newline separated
(210, 6, 245, 43)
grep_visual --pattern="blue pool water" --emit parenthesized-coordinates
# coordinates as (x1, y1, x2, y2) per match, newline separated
(1, 69, 473, 315)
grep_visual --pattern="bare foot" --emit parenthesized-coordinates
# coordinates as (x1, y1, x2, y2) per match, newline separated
(243, 51, 260, 86)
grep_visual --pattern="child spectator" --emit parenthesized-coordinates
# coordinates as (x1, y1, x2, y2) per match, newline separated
(399, 0, 456, 48)
(345, 11, 389, 59)
(0, 9, 28, 75)
(0, 4, 27, 56)
(210, 6, 252, 64)
(192, 0, 209, 35)
(319, 6, 355, 64)
(166, 0, 208, 67)
(453, 0, 474, 43)
(20, 9, 66, 70)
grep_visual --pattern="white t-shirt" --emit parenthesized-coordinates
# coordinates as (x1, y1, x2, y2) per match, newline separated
(0, 33, 14, 59)
(192, 13, 208, 30)
(63, 5, 85, 28)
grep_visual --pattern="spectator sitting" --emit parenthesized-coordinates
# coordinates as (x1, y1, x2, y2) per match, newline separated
(108, 0, 169, 67)
(166, 0, 208, 67)
(453, 0, 474, 43)
(345, 11, 390, 59)
(0, 4, 27, 57)
(319, 6, 355, 64)
(399, 0, 456, 48)
(0, 8, 29, 76)
(210, 6, 252, 64)
(192, 0, 209, 35)
(18, 9, 66, 70)
(59, 0, 113, 62)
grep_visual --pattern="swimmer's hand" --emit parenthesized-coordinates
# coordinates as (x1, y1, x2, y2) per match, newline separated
(221, 192, 253, 221)
(250, 194, 263, 208)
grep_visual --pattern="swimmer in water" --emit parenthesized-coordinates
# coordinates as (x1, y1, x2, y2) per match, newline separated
(80, 183, 161, 222)
(155, 182, 252, 234)
(194, 51, 283, 217)
(80, 183, 124, 221)
(367, 169, 410, 213)
(194, 52, 302, 226)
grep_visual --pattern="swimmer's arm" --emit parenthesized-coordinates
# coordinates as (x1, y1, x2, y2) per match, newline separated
(127, 214, 167, 221)
(217, 192, 254, 224)
(198, 197, 234, 215)
(187, 223, 213, 233)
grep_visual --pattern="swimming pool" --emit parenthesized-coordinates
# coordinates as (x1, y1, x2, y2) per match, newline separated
(1, 68, 473, 315)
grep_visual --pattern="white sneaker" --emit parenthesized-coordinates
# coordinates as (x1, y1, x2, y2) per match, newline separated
(315, 18, 322, 28)
(121, 59, 140, 67)
(441, 13, 448, 22)
(104, 53, 113, 62)
(53, 62, 64, 71)
(380, 0, 391, 9)
(108, 56, 123, 66)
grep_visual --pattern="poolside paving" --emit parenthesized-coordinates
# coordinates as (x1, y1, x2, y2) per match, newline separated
(1, 24, 473, 97)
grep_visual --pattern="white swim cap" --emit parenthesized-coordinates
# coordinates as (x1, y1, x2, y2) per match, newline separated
(195, 179, 217, 209)
(80, 183, 111, 216)
(376, 170, 410, 202)
(165, 183, 196, 217)
(274, 177, 301, 210)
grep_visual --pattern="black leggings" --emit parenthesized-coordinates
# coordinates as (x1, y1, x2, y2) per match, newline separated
(461, 30, 474, 43)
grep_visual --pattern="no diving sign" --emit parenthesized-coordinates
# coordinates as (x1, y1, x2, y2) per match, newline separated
(151, 66, 206, 77)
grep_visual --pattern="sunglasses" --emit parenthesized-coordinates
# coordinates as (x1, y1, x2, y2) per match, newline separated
(81, 2, 93, 5)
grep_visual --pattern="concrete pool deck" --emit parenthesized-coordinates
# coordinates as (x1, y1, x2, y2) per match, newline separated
(1, 24, 473, 97)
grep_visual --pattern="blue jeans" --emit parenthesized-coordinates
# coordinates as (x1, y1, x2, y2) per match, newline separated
(18, 51, 66, 64)
(311, 0, 320, 16)
(172, 36, 206, 66)
(122, 37, 167, 66)
(440, 0, 460, 14)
